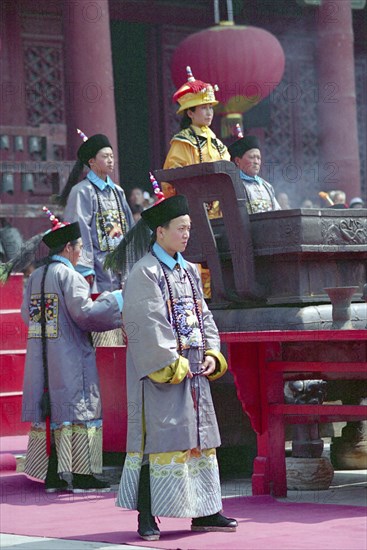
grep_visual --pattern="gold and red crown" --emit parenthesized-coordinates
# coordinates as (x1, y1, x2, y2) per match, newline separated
(173, 66, 219, 114)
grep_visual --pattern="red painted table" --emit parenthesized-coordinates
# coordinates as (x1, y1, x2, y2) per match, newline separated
(221, 330, 367, 497)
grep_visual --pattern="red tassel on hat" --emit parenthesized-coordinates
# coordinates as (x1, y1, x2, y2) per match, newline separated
(184, 66, 207, 93)
(173, 66, 209, 100)
(42, 206, 69, 231)
(149, 172, 165, 203)
(77, 128, 88, 142)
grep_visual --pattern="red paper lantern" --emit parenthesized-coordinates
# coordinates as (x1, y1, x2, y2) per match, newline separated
(171, 23, 285, 135)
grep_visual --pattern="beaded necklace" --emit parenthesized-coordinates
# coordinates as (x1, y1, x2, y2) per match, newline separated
(93, 184, 126, 253)
(152, 250, 206, 361)
(189, 127, 223, 213)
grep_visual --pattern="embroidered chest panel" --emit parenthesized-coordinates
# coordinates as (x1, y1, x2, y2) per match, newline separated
(244, 182, 274, 214)
(96, 209, 127, 251)
(28, 293, 59, 338)
(174, 129, 226, 155)
(247, 198, 275, 214)
(167, 295, 203, 350)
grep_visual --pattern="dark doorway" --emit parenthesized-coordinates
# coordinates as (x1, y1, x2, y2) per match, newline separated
(111, 21, 150, 194)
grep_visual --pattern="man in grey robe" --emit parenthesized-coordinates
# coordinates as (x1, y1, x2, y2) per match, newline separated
(229, 135, 281, 214)
(115, 194, 237, 541)
(21, 208, 123, 492)
(62, 133, 134, 293)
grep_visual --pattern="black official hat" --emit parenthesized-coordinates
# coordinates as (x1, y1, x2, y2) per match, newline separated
(141, 195, 190, 231)
(104, 175, 190, 276)
(77, 134, 112, 166)
(228, 135, 260, 160)
(42, 207, 81, 249)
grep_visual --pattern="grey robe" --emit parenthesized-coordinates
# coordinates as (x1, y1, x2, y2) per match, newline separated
(21, 261, 122, 424)
(239, 173, 281, 214)
(123, 252, 222, 454)
(64, 178, 134, 292)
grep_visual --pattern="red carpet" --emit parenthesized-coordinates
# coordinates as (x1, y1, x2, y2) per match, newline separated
(0, 474, 366, 550)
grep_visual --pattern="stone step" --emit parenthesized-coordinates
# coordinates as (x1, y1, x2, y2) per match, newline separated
(0, 393, 30, 437)
(0, 311, 27, 350)
(0, 350, 26, 392)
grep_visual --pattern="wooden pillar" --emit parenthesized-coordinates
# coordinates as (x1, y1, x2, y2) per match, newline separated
(63, 0, 119, 177)
(316, 0, 361, 200)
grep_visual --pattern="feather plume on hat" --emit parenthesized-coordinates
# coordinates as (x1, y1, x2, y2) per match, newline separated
(54, 129, 112, 206)
(0, 206, 81, 284)
(104, 173, 163, 276)
(104, 173, 189, 276)
(0, 232, 44, 284)
(104, 217, 152, 276)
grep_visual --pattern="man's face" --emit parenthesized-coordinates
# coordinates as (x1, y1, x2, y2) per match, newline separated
(68, 238, 83, 267)
(157, 215, 191, 257)
(236, 148, 261, 177)
(89, 147, 114, 178)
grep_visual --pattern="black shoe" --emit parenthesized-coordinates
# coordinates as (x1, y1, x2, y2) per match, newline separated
(72, 474, 111, 493)
(45, 477, 70, 493)
(191, 512, 238, 532)
(138, 512, 160, 541)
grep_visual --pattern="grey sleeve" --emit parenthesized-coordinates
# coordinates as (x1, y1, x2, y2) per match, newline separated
(61, 269, 122, 332)
(264, 180, 282, 211)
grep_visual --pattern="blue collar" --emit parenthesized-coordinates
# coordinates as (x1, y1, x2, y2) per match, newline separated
(87, 170, 115, 191)
(239, 170, 262, 184)
(152, 243, 187, 270)
(50, 255, 75, 270)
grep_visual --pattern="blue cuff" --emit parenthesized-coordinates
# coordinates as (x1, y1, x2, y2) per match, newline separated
(76, 264, 95, 277)
(111, 290, 123, 312)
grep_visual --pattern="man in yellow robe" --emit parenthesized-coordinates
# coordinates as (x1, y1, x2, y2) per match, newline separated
(162, 67, 230, 297)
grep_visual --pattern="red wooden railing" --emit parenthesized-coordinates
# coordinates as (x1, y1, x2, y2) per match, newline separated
(221, 330, 367, 496)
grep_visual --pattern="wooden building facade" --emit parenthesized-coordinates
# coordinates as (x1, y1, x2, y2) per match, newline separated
(0, 0, 366, 239)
